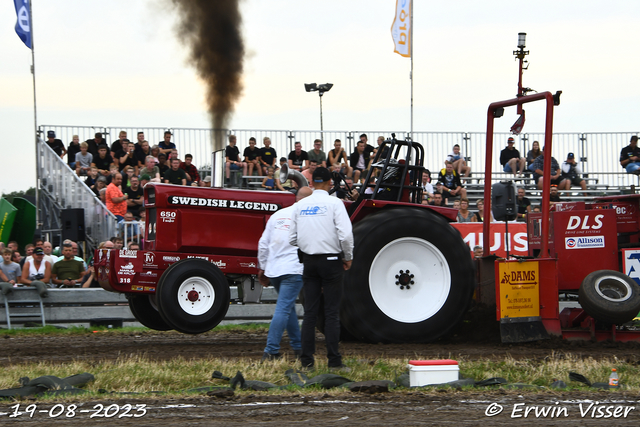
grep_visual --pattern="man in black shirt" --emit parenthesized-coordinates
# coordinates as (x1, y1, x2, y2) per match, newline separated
(110, 130, 128, 158)
(349, 140, 374, 183)
(225, 135, 247, 184)
(258, 137, 278, 175)
(499, 137, 526, 177)
(288, 141, 309, 172)
(125, 176, 144, 217)
(85, 132, 107, 158)
(46, 130, 66, 159)
(516, 187, 531, 221)
(620, 135, 640, 174)
(114, 140, 138, 174)
(163, 158, 187, 185)
(437, 161, 467, 200)
(243, 137, 262, 176)
(67, 135, 81, 168)
(91, 145, 114, 177)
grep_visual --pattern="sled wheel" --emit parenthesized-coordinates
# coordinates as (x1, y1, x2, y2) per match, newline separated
(156, 259, 230, 334)
(341, 208, 475, 343)
(578, 270, 640, 325)
(128, 293, 173, 331)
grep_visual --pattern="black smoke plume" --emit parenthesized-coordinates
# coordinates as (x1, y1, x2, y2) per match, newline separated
(171, 0, 244, 151)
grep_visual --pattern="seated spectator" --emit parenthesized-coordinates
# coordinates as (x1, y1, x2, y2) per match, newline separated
(150, 145, 161, 161)
(532, 149, 568, 190)
(134, 131, 146, 150)
(471, 198, 494, 222)
(372, 135, 389, 161)
(164, 158, 188, 185)
(261, 167, 284, 191)
(301, 159, 318, 188)
(128, 241, 141, 251)
(20, 244, 34, 269)
(21, 247, 52, 288)
(561, 153, 587, 195)
(243, 137, 262, 176)
(288, 141, 309, 173)
(158, 130, 176, 155)
(139, 155, 161, 182)
(42, 241, 58, 265)
(75, 142, 93, 176)
(0, 248, 22, 287)
(180, 154, 201, 185)
(111, 237, 124, 250)
(99, 187, 107, 203)
(327, 139, 352, 177)
(106, 164, 120, 185)
(258, 137, 278, 174)
(349, 140, 374, 183)
(168, 148, 179, 161)
(46, 130, 66, 159)
(437, 161, 467, 201)
(51, 243, 86, 288)
(7, 241, 18, 253)
(157, 153, 169, 175)
(620, 135, 640, 174)
(91, 144, 114, 177)
(110, 130, 129, 157)
(105, 172, 128, 221)
(122, 165, 135, 188)
(11, 250, 21, 265)
(200, 176, 212, 187)
(447, 144, 471, 177)
(308, 139, 327, 167)
(516, 187, 531, 221)
(138, 211, 146, 239)
(532, 205, 542, 213)
(473, 246, 483, 258)
(421, 170, 434, 203)
(224, 135, 247, 185)
(92, 176, 107, 198)
(500, 137, 526, 177)
(457, 198, 473, 222)
(452, 200, 461, 210)
(526, 140, 542, 172)
(66, 240, 87, 270)
(549, 184, 562, 205)
(120, 212, 141, 246)
(139, 174, 151, 189)
(125, 176, 144, 217)
(114, 139, 138, 175)
(134, 139, 152, 168)
(85, 132, 107, 158)
(67, 135, 81, 170)
(430, 192, 446, 207)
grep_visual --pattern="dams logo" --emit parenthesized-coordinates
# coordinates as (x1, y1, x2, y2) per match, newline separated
(501, 270, 537, 286)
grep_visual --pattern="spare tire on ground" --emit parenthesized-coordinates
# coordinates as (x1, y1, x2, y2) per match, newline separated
(578, 270, 640, 325)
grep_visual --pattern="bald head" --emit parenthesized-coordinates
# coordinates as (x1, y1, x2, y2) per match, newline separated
(296, 186, 313, 201)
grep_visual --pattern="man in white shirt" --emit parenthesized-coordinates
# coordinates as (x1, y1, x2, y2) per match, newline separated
(289, 167, 354, 371)
(258, 187, 313, 361)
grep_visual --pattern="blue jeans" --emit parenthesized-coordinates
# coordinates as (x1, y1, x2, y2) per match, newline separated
(626, 162, 640, 173)
(264, 274, 303, 355)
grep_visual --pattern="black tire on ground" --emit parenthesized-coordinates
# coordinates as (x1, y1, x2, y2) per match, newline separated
(156, 259, 230, 334)
(578, 270, 640, 325)
(127, 294, 173, 331)
(341, 208, 475, 343)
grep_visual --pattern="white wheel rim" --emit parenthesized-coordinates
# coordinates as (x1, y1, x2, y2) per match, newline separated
(595, 275, 632, 302)
(369, 237, 451, 323)
(177, 276, 216, 315)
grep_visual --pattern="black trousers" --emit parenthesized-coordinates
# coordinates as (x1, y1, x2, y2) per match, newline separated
(300, 254, 344, 368)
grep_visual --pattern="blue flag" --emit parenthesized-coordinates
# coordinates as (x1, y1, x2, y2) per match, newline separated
(14, 0, 32, 49)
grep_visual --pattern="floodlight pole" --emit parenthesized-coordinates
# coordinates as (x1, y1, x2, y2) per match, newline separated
(318, 91, 324, 134)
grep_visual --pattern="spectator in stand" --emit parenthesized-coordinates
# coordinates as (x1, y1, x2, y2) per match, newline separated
(225, 135, 247, 185)
(279, 157, 296, 191)
(349, 139, 374, 183)
(134, 140, 152, 168)
(243, 137, 262, 176)
(372, 135, 389, 161)
(7, 241, 18, 254)
(11, 250, 22, 265)
(420, 170, 434, 203)
(75, 142, 93, 176)
(85, 132, 107, 158)
(288, 141, 309, 173)
(620, 135, 640, 175)
(457, 198, 474, 222)
(99, 187, 107, 203)
(261, 167, 284, 191)
(327, 139, 351, 177)
(0, 248, 22, 286)
(437, 161, 467, 201)
(139, 174, 151, 189)
(92, 144, 114, 177)
(516, 187, 531, 221)
(158, 130, 176, 155)
(452, 200, 461, 210)
(549, 184, 562, 205)
(561, 152, 588, 195)
(51, 243, 86, 288)
(122, 165, 135, 188)
(180, 154, 200, 185)
(526, 140, 542, 172)
(92, 176, 107, 198)
(359, 134, 376, 153)
(200, 176, 212, 187)
(150, 145, 161, 161)
(110, 130, 128, 157)
(20, 244, 34, 269)
(21, 247, 51, 287)
(42, 241, 58, 265)
(164, 158, 188, 185)
(430, 192, 446, 207)
(473, 246, 483, 259)
(105, 164, 119, 185)
(446, 144, 471, 177)
(532, 148, 568, 190)
(67, 135, 81, 169)
(500, 137, 526, 177)
(111, 237, 124, 250)
(472, 198, 494, 222)
(308, 139, 327, 168)
(139, 155, 161, 182)
(125, 176, 144, 217)
(532, 205, 542, 213)
(301, 159, 319, 188)
(114, 139, 138, 175)
(157, 153, 169, 175)
(258, 137, 278, 175)
(66, 240, 88, 270)
(105, 172, 128, 221)
(120, 212, 141, 246)
(138, 211, 146, 238)
(46, 130, 66, 159)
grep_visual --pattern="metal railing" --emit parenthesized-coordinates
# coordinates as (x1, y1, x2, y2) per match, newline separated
(37, 138, 118, 245)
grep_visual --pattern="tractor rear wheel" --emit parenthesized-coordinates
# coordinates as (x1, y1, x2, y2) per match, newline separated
(578, 270, 640, 325)
(128, 294, 173, 331)
(156, 259, 230, 334)
(341, 208, 475, 343)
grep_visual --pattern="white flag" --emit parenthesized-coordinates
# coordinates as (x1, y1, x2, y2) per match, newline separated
(391, 0, 411, 57)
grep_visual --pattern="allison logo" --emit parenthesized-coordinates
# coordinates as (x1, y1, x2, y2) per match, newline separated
(565, 236, 605, 249)
(163, 255, 181, 262)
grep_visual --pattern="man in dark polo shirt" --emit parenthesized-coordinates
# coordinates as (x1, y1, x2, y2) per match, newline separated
(46, 130, 66, 159)
(244, 137, 262, 176)
(163, 158, 187, 185)
(125, 176, 144, 217)
(258, 137, 278, 175)
(52, 243, 86, 288)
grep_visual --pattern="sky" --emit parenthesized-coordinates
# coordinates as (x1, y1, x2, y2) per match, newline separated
(2, 0, 640, 193)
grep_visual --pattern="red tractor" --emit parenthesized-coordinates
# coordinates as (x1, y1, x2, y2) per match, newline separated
(96, 136, 476, 342)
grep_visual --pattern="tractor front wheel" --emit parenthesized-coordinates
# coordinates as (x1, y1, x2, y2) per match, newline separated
(128, 294, 173, 331)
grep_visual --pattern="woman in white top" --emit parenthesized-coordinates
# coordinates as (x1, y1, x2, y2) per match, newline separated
(21, 248, 52, 287)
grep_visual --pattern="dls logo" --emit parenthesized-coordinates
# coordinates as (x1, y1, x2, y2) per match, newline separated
(567, 214, 604, 230)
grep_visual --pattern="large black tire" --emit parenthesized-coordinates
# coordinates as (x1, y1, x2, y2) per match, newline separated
(128, 294, 173, 331)
(578, 270, 640, 325)
(341, 208, 475, 343)
(156, 259, 230, 334)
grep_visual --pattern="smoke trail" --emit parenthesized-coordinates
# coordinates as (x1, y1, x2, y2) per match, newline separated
(171, 0, 244, 151)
